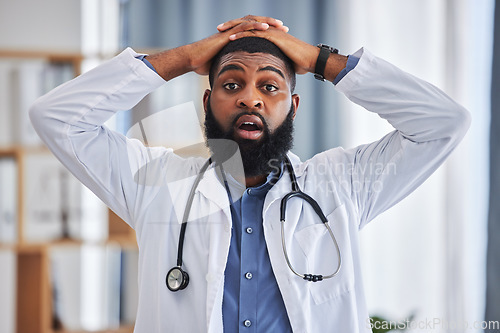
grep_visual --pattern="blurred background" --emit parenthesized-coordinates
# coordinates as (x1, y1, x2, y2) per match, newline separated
(0, 0, 496, 332)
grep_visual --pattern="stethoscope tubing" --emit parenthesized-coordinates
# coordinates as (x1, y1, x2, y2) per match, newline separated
(177, 158, 212, 267)
(168, 155, 342, 291)
(280, 157, 342, 281)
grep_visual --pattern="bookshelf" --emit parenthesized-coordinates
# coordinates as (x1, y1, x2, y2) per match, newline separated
(0, 51, 137, 333)
(0, 50, 83, 77)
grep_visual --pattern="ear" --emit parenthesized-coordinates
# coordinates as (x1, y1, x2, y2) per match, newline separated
(291, 93, 300, 120)
(203, 89, 211, 114)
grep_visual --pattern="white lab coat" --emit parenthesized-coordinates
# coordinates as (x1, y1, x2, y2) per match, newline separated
(30, 47, 470, 333)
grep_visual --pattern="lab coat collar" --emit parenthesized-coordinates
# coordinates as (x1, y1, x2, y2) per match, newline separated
(194, 151, 303, 225)
(263, 151, 303, 218)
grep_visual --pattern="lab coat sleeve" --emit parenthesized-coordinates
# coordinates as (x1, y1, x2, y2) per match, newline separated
(29, 47, 166, 228)
(332, 48, 471, 228)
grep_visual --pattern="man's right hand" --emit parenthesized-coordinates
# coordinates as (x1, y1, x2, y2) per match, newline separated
(146, 16, 287, 81)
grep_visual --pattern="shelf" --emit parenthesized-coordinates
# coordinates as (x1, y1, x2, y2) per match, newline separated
(0, 49, 83, 76)
(52, 325, 134, 333)
(0, 50, 138, 333)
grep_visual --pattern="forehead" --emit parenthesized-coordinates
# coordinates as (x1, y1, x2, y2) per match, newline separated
(216, 51, 289, 77)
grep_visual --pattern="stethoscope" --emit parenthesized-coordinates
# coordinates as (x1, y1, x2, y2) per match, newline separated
(166, 156, 342, 292)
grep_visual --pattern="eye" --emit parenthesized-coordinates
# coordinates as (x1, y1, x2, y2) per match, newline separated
(263, 84, 278, 92)
(223, 82, 240, 90)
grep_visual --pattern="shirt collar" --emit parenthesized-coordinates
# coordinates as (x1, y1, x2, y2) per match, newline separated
(218, 159, 285, 201)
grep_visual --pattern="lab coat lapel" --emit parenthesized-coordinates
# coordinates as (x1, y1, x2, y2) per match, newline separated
(194, 167, 233, 332)
(262, 152, 308, 333)
(195, 167, 232, 223)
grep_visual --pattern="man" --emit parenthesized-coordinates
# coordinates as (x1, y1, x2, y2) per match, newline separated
(30, 15, 470, 333)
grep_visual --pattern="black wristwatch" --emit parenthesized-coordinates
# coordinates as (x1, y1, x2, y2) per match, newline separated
(314, 44, 339, 81)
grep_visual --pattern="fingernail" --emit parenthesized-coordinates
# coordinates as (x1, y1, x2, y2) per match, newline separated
(217, 23, 224, 29)
(262, 23, 269, 28)
(276, 19, 283, 25)
(229, 34, 236, 40)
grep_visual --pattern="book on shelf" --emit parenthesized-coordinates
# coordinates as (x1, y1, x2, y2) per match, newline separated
(11, 58, 46, 146)
(103, 242, 122, 330)
(23, 152, 64, 242)
(50, 245, 82, 330)
(22, 151, 108, 243)
(0, 60, 14, 146)
(0, 157, 17, 244)
(120, 247, 139, 325)
(0, 57, 75, 146)
(50, 243, 138, 331)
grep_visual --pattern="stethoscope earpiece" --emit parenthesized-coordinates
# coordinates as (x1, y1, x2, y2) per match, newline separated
(166, 266, 189, 292)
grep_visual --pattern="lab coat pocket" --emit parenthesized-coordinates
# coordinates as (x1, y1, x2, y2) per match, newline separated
(294, 204, 354, 305)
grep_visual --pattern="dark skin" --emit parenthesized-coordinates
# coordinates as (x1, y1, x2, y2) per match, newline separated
(203, 51, 299, 186)
(146, 15, 348, 187)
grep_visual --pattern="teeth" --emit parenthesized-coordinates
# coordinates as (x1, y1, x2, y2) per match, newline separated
(243, 122, 255, 125)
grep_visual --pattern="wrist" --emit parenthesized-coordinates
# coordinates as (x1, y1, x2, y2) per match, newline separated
(313, 44, 338, 81)
(146, 45, 192, 81)
(324, 53, 348, 82)
(312, 44, 348, 83)
(180, 44, 199, 72)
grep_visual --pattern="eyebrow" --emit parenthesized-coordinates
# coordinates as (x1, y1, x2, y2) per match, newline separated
(257, 66, 285, 79)
(217, 64, 244, 77)
(217, 64, 285, 79)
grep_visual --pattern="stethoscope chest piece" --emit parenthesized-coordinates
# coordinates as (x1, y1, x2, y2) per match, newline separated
(166, 266, 189, 292)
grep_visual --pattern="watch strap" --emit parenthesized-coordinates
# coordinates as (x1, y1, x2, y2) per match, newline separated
(314, 44, 339, 81)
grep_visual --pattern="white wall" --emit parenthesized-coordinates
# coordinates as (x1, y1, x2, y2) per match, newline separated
(335, 0, 492, 330)
(0, 0, 82, 51)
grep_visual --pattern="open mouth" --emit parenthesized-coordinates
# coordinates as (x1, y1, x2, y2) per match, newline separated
(234, 114, 265, 140)
(239, 122, 260, 131)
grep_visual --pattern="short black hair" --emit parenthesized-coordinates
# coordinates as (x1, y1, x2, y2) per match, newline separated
(208, 37, 296, 93)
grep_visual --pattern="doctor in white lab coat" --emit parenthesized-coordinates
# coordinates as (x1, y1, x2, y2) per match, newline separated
(30, 16, 470, 333)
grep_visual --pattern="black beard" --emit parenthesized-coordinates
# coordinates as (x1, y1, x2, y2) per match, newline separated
(204, 97, 294, 177)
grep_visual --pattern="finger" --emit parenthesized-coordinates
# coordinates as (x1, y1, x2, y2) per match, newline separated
(220, 21, 288, 34)
(243, 15, 284, 28)
(227, 24, 282, 39)
(217, 15, 284, 32)
(218, 19, 282, 32)
(228, 29, 266, 41)
(225, 21, 270, 36)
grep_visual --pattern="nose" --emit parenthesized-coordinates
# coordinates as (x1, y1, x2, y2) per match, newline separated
(236, 86, 262, 109)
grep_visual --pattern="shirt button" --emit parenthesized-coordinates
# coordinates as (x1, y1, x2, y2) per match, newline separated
(246, 227, 253, 234)
(247, 189, 252, 195)
(243, 319, 252, 327)
(245, 272, 253, 280)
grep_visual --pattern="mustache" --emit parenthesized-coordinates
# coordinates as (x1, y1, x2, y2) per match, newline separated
(229, 110, 269, 130)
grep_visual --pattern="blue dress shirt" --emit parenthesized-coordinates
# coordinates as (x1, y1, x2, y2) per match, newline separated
(222, 167, 292, 332)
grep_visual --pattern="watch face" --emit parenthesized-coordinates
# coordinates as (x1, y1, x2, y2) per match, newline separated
(167, 267, 184, 291)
